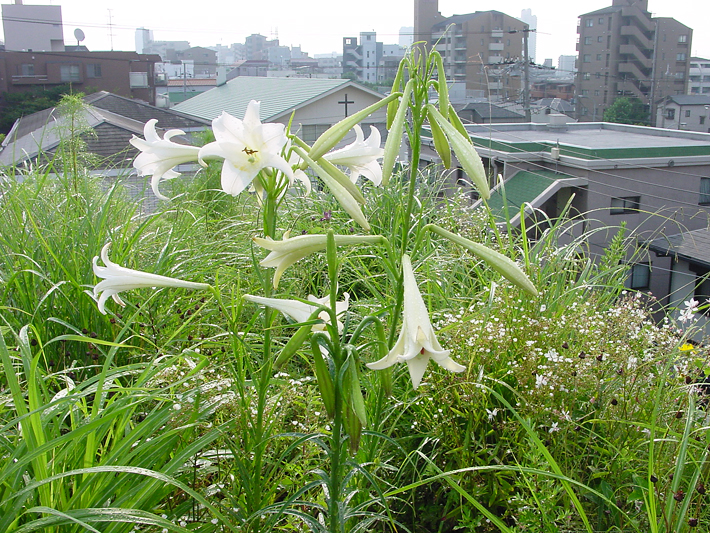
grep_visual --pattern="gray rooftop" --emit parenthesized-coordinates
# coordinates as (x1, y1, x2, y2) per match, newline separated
(662, 95, 710, 107)
(461, 121, 710, 154)
(646, 228, 710, 269)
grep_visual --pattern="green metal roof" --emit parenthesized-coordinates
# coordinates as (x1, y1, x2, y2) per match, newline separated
(173, 77, 364, 122)
(485, 170, 568, 220)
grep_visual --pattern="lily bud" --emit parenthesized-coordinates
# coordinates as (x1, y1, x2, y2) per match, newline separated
(427, 104, 490, 199)
(428, 224, 538, 296)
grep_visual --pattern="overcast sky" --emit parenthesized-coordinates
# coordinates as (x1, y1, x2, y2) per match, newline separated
(4, 0, 708, 64)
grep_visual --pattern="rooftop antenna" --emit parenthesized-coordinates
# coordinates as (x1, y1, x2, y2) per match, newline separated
(107, 9, 115, 51)
(74, 28, 85, 47)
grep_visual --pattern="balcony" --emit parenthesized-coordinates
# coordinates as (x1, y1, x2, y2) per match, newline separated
(11, 75, 49, 85)
(620, 24, 653, 49)
(619, 43, 652, 69)
(489, 42, 504, 51)
(488, 55, 504, 64)
(491, 31, 503, 38)
(621, 5, 655, 33)
(618, 61, 649, 81)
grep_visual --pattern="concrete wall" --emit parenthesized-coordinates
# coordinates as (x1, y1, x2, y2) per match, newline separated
(2, 4, 64, 52)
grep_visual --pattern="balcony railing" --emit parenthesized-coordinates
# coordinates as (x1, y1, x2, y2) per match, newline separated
(11, 75, 49, 85)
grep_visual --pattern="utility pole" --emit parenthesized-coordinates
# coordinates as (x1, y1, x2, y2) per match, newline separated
(509, 28, 534, 122)
(523, 28, 531, 122)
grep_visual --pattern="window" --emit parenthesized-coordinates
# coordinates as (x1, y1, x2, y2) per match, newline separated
(595, 72, 601, 79)
(606, 54, 610, 67)
(628, 263, 651, 290)
(584, 37, 592, 45)
(20, 63, 34, 76)
(586, 19, 593, 27)
(677, 53, 687, 61)
(583, 54, 591, 63)
(599, 17, 605, 24)
(666, 108, 676, 119)
(86, 64, 102, 78)
(594, 90, 600, 96)
(300, 124, 330, 144)
(583, 72, 591, 80)
(596, 54, 602, 61)
(481, 39, 484, 46)
(607, 35, 611, 48)
(700, 177, 710, 205)
(685, 110, 691, 117)
(610, 196, 640, 214)
(701, 116, 706, 125)
(60, 64, 80, 82)
(598, 36, 603, 43)
(679, 35, 688, 43)
(507, 39, 510, 46)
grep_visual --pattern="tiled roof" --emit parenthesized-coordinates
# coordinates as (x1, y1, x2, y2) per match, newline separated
(0, 92, 208, 168)
(84, 91, 211, 130)
(172, 76, 381, 122)
(646, 229, 710, 270)
(456, 102, 524, 120)
(664, 95, 710, 106)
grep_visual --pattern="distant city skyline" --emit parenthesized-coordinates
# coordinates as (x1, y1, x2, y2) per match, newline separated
(2, 0, 708, 67)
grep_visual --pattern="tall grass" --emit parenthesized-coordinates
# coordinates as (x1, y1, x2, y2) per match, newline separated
(2, 153, 708, 531)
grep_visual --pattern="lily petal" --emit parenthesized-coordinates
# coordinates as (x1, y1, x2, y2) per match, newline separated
(129, 119, 200, 200)
(366, 255, 465, 388)
(91, 243, 209, 314)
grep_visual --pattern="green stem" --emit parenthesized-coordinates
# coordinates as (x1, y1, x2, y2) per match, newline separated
(247, 171, 279, 526)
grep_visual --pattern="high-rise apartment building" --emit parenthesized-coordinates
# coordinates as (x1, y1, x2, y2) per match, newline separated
(415, 0, 527, 100)
(576, 0, 692, 122)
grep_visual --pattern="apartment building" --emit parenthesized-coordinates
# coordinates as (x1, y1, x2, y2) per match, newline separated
(688, 57, 710, 96)
(0, 50, 162, 105)
(576, 0, 692, 123)
(415, 0, 527, 100)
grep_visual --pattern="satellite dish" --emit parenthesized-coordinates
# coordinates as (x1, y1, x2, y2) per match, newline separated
(74, 28, 85, 43)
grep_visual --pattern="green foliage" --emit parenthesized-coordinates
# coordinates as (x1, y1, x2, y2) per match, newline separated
(603, 97, 649, 125)
(0, 85, 76, 134)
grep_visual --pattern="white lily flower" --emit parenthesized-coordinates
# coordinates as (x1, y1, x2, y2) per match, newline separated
(366, 255, 465, 388)
(254, 232, 382, 288)
(243, 293, 350, 333)
(198, 101, 295, 196)
(323, 125, 384, 185)
(91, 243, 210, 315)
(129, 119, 201, 200)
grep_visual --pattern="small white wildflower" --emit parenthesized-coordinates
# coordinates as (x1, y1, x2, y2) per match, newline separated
(549, 422, 559, 433)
